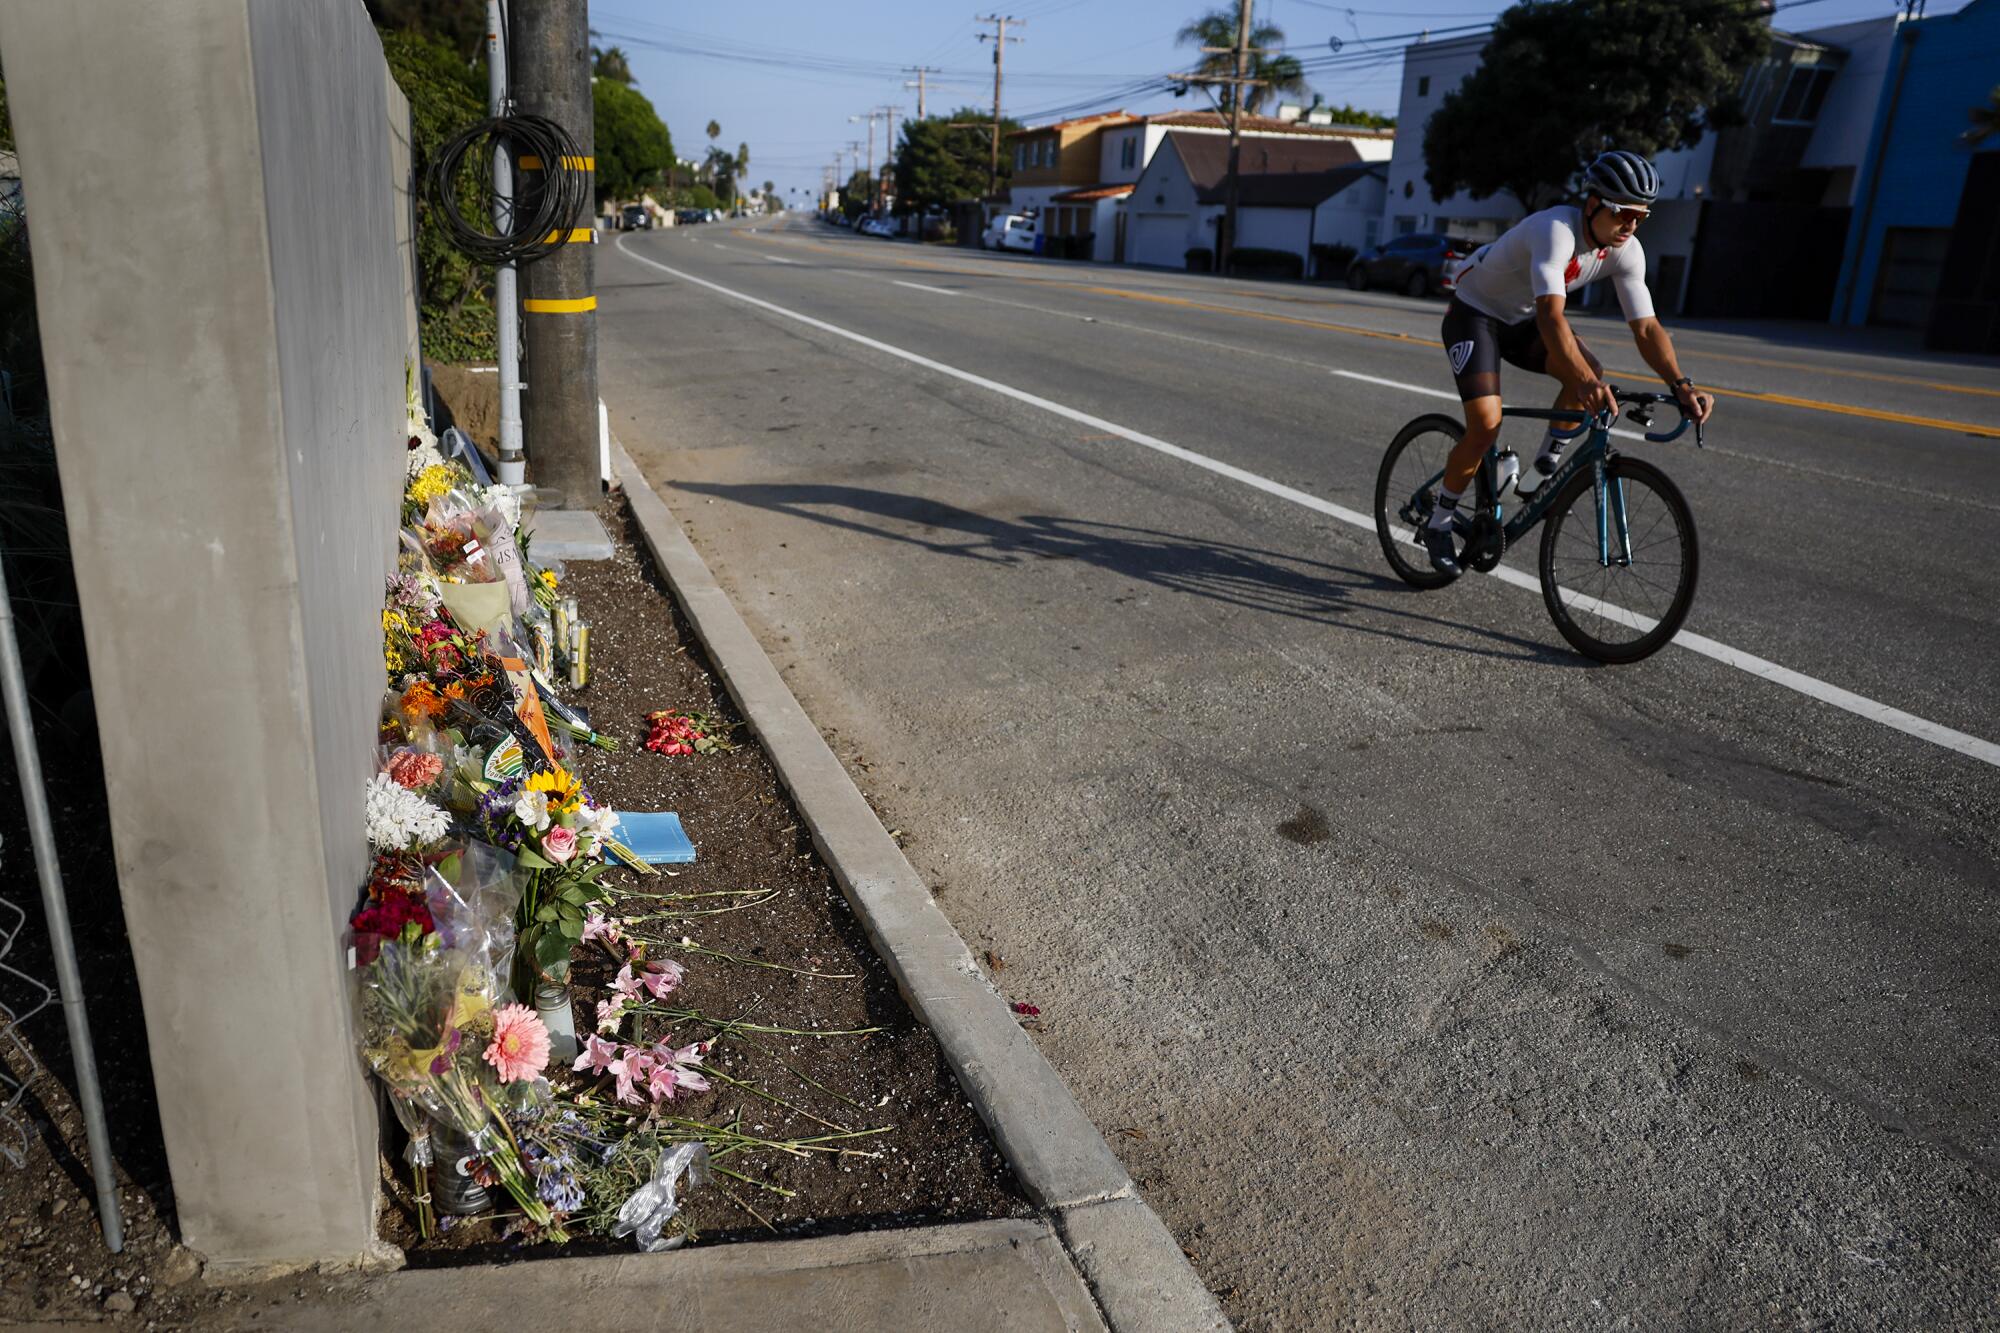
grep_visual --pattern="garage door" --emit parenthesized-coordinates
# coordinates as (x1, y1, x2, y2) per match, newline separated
(1129, 213, 1189, 268)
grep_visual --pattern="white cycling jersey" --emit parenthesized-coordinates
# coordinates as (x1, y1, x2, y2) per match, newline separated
(1450, 205, 1655, 325)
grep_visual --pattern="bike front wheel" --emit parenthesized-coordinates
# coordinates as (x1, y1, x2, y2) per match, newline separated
(1375, 413, 1487, 590)
(1537, 456, 1698, 663)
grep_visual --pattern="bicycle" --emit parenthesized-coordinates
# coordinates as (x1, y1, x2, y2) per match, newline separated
(1373, 388, 1704, 663)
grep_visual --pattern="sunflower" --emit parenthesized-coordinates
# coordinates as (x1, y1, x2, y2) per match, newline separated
(524, 766, 582, 810)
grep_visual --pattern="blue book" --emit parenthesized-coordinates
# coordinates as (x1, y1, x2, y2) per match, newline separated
(606, 811, 696, 866)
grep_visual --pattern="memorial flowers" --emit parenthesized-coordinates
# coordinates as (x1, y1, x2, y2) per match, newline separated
(365, 771, 451, 851)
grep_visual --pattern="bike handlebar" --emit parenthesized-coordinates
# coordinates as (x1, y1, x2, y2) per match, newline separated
(1516, 388, 1703, 448)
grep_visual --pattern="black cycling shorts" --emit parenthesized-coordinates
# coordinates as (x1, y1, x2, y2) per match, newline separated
(1439, 298, 1600, 402)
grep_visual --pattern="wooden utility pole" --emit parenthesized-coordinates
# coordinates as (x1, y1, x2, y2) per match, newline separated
(976, 14, 1024, 199)
(1167, 0, 1269, 276)
(904, 65, 940, 119)
(1222, 0, 1253, 275)
(876, 104, 900, 209)
(513, 0, 599, 508)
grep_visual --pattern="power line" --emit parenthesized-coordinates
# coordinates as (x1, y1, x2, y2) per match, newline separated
(977, 14, 1027, 198)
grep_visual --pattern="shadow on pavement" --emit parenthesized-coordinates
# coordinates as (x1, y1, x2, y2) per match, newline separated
(670, 479, 1589, 668)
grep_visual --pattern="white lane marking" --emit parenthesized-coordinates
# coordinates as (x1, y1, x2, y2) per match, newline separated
(765, 255, 798, 264)
(893, 280, 959, 296)
(612, 236, 2000, 771)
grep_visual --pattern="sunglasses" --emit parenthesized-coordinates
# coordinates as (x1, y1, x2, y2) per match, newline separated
(1600, 199, 1651, 224)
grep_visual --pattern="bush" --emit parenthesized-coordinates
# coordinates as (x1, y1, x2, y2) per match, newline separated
(1184, 247, 1214, 273)
(379, 28, 496, 363)
(1310, 242, 1358, 279)
(1227, 247, 1304, 281)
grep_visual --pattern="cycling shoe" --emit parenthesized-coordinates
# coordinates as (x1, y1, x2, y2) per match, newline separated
(1421, 521, 1462, 577)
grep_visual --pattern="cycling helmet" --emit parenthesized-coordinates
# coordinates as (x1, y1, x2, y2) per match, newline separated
(1582, 150, 1660, 206)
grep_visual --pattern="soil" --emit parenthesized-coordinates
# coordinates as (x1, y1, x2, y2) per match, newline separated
(381, 487, 1027, 1257)
(0, 410, 1025, 1326)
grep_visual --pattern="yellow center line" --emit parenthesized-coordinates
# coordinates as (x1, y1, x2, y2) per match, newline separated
(1661, 347, 2000, 400)
(736, 232, 2000, 438)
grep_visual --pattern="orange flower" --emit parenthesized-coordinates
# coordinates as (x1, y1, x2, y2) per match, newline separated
(400, 680, 446, 721)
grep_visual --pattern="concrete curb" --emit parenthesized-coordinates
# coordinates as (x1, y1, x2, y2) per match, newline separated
(612, 440, 1228, 1333)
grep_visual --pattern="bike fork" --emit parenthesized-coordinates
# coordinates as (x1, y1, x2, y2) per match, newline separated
(1593, 460, 1633, 568)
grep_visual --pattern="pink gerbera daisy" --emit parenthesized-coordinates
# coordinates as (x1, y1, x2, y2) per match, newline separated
(483, 1004, 552, 1084)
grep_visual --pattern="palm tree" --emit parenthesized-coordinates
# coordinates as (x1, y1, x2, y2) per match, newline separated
(591, 45, 633, 84)
(706, 120, 721, 145)
(1968, 85, 2000, 145)
(1175, 8, 1309, 116)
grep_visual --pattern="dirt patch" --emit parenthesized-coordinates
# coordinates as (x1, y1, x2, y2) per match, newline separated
(423, 360, 501, 467)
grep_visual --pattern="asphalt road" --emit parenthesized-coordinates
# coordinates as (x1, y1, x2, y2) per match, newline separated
(598, 216, 2000, 1331)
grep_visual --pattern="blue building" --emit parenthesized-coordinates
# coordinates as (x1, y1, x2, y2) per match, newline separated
(1832, 0, 2000, 350)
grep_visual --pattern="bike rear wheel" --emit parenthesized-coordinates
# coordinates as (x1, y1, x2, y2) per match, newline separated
(1375, 413, 1487, 590)
(1537, 456, 1698, 663)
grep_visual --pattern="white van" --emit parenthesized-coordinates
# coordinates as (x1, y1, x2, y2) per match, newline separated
(981, 213, 1037, 253)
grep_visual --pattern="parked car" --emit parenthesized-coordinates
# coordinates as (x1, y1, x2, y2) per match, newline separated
(982, 213, 1036, 252)
(857, 215, 895, 238)
(621, 204, 650, 231)
(1346, 232, 1480, 298)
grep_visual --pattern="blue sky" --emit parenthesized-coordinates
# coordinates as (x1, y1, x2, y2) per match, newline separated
(587, 0, 1972, 203)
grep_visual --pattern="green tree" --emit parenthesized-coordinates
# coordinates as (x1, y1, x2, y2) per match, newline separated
(892, 108, 1021, 211)
(594, 78, 674, 204)
(1968, 85, 2000, 145)
(842, 169, 873, 219)
(0, 70, 12, 153)
(1308, 98, 1394, 130)
(364, 0, 487, 59)
(379, 27, 495, 362)
(1174, 8, 1308, 116)
(705, 119, 721, 145)
(591, 44, 633, 84)
(1423, 0, 1767, 211)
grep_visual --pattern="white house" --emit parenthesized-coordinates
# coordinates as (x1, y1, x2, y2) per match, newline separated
(1123, 131, 1382, 272)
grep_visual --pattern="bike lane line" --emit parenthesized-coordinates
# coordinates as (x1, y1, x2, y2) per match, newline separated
(612, 235, 2000, 772)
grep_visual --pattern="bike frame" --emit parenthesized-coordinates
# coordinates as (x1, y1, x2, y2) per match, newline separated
(1403, 392, 1696, 569)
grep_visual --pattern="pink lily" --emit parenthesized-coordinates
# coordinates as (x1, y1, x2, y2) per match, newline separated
(572, 1033, 619, 1076)
(609, 1047, 654, 1105)
(639, 959, 686, 1000)
(580, 912, 624, 946)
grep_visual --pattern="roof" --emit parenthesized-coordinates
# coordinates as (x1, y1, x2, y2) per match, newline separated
(1139, 110, 1394, 139)
(1231, 162, 1385, 208)
(1007, 111, 1139, 139)
(1050, 183, 1137, 202)
(1153, 132, 1366, 203)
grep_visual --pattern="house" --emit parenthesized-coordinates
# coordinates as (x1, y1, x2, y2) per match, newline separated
(1832, 0, 2000, 348)
(1001, 109, 1394, 263)
(1382, 15, 1906, 319)
(1122, 131, 1379, 271)
(1001, 111, 1139, 256)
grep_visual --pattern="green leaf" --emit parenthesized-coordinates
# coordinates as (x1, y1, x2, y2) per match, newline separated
(557, 916, 584, 940)
(517, 847, 555, 870)
(535, 903, 559, 923)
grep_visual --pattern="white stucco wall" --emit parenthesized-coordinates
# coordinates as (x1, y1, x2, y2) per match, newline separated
(1311, 175, 1389, 252)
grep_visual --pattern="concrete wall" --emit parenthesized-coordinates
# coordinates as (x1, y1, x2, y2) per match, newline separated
(0, 0, 409, 1267)
(1382, 34, 1524, 239)
(1312, 176, 1389, 254)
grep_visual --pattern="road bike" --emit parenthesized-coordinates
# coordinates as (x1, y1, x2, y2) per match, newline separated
(1373, 389, 1704, 663)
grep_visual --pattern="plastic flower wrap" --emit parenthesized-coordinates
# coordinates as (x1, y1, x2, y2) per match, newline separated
(355, 857, 561, 1239)
(472, 765, 615, 990)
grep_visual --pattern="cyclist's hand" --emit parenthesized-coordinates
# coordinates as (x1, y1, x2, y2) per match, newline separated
(1577, 378, 1616, 417)
(1675, 383, 1714, 424)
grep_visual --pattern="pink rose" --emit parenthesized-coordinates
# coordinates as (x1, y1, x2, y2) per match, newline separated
(386, 749, 444, 791)
(542, 824, 579, 864)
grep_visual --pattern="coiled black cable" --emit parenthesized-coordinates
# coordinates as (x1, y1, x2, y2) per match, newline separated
(429, 113, 591, 267)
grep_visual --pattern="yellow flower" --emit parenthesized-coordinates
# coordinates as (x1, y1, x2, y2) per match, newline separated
(539, 569, 559, 589)
(525, 766, 582, 808)
(407, 465, 454, 507)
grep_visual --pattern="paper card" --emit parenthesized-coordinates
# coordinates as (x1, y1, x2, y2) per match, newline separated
(496, 656, 560, 766)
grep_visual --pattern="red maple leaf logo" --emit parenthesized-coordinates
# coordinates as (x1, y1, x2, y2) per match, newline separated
(1563, 255, 1582, 285)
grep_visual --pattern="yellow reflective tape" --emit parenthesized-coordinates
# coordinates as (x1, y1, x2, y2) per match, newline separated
(518, 154, 594, 170)
(542, 229, 597, 243)
(522, 296, 597, 313)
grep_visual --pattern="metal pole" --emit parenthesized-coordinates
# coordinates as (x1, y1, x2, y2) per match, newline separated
(514, 0, 601, 509)
(487, 0, 526, 487)
(0, 549, 123, 1253)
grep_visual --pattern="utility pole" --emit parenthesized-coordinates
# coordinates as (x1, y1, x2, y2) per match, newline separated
(904, 65, 941, 119)
(512, 0, 599, 508)
(976, 14, 1025, 200)
(486, 0, 525, 487)
(876, 104, 900, 210)
(1168, 0, 1268, 276)
(1222, 0, 1252, 277)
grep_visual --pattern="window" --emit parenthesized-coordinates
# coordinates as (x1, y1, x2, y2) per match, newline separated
(1120, 138, 1137, 170)
(1772, 63, 1836, 125)
(1014, 144, 1026, 171)
(1417, 75, 1430, 97)
(1364, 218, 1380, 250)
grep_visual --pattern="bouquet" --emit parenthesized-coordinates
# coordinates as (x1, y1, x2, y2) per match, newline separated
(473, 764, 620, 992)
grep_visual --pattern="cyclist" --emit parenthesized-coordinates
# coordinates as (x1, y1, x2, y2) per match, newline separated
(1423, 150, 1713, 577)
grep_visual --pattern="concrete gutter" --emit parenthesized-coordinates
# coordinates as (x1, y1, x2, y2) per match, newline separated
(613, 439, 1228, 1332)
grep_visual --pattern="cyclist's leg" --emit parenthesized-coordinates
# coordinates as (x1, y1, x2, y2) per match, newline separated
(1436, 301, 1507, 502)
(1513, 328, 1602, 486)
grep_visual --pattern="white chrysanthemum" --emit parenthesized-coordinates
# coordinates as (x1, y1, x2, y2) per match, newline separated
(365, 772, 451, 850)
(481, 484, 523, 531)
